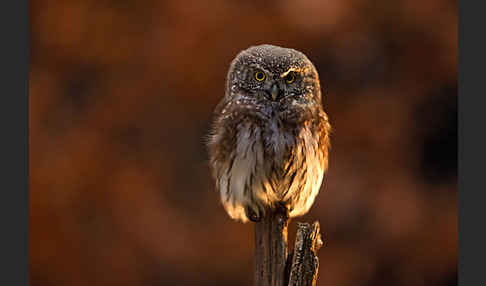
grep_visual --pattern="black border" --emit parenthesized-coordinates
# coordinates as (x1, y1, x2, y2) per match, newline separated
(458, 0, 485, 285)
(0, 0, 29, 284)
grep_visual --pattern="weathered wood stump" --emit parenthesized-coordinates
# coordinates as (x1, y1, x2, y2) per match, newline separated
(254, 205, 323, 286)
(287, 222, 323, 286)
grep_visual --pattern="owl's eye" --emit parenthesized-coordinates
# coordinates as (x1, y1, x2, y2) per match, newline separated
(285, 72, 295, 84)
(254, 71, 266, 82)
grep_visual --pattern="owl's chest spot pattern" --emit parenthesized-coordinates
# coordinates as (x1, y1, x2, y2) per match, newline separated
(216, 118, 325, 222)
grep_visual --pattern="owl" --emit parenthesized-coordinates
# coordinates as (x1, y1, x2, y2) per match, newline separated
(208, 44, 331, 223)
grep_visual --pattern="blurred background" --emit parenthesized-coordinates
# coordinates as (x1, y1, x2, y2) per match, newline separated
(30, 0, 457, 285)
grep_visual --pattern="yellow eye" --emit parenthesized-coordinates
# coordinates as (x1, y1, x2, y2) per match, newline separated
(255, 71, 266, 81)
(285, 72, 295, 84)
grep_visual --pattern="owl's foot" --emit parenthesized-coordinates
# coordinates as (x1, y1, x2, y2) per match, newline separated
(245, 206, 262, 222)
(276, 202, 290, 220)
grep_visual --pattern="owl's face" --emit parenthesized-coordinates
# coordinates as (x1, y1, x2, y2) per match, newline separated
(224, 45, 323, 122)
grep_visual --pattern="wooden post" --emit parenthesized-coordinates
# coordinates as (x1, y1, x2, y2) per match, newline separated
(253, 205, 323, 286)
(254, 205, 289, 286)
(288, 222, 323, 286)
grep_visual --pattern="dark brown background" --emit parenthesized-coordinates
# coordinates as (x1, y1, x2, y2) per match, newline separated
(30, 1, 457, 285)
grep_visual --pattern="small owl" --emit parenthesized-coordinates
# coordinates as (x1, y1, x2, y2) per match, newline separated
(208, 44, 331, 223)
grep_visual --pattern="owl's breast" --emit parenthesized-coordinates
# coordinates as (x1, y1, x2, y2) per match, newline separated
(210, 114, 328, 221)
(258, 118, 322, 198)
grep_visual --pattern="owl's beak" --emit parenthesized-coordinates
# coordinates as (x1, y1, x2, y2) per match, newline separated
(270, 84, 280, 101)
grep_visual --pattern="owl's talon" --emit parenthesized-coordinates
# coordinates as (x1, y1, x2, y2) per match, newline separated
(246, 207, 261, 222)
(276, 202, 290, 219)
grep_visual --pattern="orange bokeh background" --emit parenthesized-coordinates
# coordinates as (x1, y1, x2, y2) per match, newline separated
(30, 1, 457, 285)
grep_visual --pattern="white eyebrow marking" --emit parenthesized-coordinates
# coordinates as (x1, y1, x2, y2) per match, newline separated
(280, 67, 307, 77)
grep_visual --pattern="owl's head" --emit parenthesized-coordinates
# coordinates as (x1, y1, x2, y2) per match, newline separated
(224, 44, 323, 122)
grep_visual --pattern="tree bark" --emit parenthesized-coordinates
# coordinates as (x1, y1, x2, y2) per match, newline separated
(254, 205, 289, 286)
(253, 206, 323, 286)
(287, 222, 323, 286)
